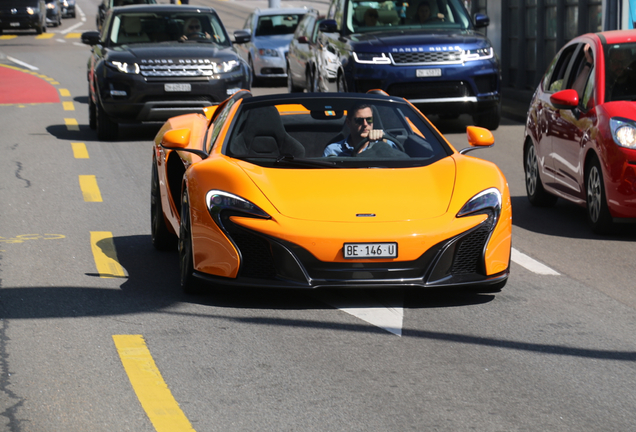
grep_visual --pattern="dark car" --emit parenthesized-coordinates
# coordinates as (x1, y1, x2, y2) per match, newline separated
(45, 0, 61, 27)
(96, 0, 156, 31)
(524, 30, 636, 234)
(81, 4, 251, 141)
(61, 0, 76, 18)
(316, 0, 501, 129)
(286, 9, 325, 92)
(0, 0, 47, 34)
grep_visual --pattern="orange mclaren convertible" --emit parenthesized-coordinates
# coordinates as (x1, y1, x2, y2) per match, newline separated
(151, 90, 511, 293)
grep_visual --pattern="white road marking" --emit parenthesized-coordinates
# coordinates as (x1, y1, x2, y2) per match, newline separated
(7, 56, 38, 71)
(60, 20, 86, 34)
(511, 247, 560, 275)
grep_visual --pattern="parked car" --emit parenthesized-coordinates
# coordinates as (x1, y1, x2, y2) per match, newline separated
(61, 0, 76, 18)
(81, 4, 251, 141)
(233, 7, 307, 84)
(0, 0, 47, 34)
(316, 0, 501, 129)
(286, 9, 325, 92)
(45, 0, 61, 27)
(524, 30, 636, 233)
(151, 90, 511, 294)
(96, 0, 156, 31)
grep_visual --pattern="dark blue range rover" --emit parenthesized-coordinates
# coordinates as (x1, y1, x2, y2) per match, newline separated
(318, 0, 501, 129)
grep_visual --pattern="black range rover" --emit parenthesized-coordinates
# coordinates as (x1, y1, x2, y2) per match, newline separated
(0, 0, 47, 34)
(82, 5, 251, 140)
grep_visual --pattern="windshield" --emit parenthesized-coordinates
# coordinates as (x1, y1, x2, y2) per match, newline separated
(605, 43, 636, 102)
(223, 97, 451, 169)
(255, 13, 304, 36)
(108, 12, 230, 46)
(346, 0, 472, 34)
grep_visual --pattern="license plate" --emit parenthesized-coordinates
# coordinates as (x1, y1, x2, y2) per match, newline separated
(417, 68, 442, 77)
(344, 242, 397, 259)
(10, 22, 20, 27)
(164, 83, 191, 92)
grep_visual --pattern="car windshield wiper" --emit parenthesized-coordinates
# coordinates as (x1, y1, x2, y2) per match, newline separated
(274, 154, 341, 168)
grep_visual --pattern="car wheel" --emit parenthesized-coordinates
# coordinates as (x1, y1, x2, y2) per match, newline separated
(179, 189, 205, 294)
(96, 101, 118, 141)
(287, 62, 302, 93)
(473, 104, 501, 130)
(151, 161, 178, 251)
(524, 141, 557, 207)
(586, 156, 613, 234)
(312, 67, 320, 92)
(249, 57, 259, 87)
(337, 72, 347, 92)
(305, 69, 313, 93)
(88, 91, 97, 130)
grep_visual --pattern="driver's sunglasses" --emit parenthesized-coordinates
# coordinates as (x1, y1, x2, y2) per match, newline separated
(188, 24, 201, 30)
(353, 116, 373, 125)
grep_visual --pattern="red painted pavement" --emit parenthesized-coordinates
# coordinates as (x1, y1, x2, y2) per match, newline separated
(0, 65, 60, 104)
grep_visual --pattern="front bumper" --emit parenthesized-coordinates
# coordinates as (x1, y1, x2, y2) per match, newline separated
(345, 59, 500, 115)
(253, 54, 287, 78)
(98, 71, 249, 122)
(194, 214, 509, 290)
(0, 13, 41, 30)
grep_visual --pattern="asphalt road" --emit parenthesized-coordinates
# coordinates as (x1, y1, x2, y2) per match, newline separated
(1, 1, 636, 431)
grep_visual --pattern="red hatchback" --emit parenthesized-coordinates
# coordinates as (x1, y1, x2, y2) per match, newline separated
(524, 30, 636, 233)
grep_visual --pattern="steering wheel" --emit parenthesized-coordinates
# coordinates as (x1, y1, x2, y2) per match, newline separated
(352, 131, 403, 156)
(186, 31, 207, 40)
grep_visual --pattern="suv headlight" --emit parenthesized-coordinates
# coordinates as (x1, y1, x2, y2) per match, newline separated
(353, 52, 391, 65)
(206, 190, 270, 228)
(106, 60, 140, 74)
(46, 2, 55, 9)
(457, 188, 501, 224)
(212, 60, 240, 74)
(462, 47, 494, 62)
(27, 7, 37, 14)
(610, 117, 636, 148)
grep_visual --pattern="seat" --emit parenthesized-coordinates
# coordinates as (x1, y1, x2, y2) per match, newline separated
(119, 16, 150, 43)
(256, 19, 274, 36)
(230, 106, 306, 158)
(378, 9, 399, 25)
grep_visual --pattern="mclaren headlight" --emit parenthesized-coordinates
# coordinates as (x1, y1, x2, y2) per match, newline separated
(353, 52, 391, 65)
(610, 117, 636, 149)
(206, 190, 270, 228)
(457, 188, 502, 224)
(212, 60, 240, 74)
(462, 46, 494, 62)
(106, 60, 140, 74)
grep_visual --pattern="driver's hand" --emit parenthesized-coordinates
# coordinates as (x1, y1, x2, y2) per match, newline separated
(367, 129, 384, 141)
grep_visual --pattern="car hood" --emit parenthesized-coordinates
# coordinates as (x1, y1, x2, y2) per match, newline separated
(254, 34, 295, 49)
(238, 158, 456, 222)
(349, 30, 490, 50)
(107, 43, 238, 62)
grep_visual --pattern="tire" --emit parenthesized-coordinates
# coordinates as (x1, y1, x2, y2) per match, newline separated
(337, 72, 347, 93)
(249, 57, 259, 87)
(96, 101, 118, 141)
(287, 62, 302, 93)
(179, 189, 205, 294)
(585, 156, 613, 234)
(88, 91, 97, 130)
(524, 141, 558, 207)
(305, 69, 314, 93)
(151, 161, 178, 251)
(311, 66, 320, 92)
(473, 104, 501, 130)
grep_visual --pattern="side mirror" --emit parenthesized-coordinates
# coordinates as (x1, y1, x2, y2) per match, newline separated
(161, 128, 191, 149)
(81, 31, 101, 46)
(297, 35, 309, 44)
(550, 89, 579, 109)
(474, 13, 489, 28)
(459, 126, 494, 154)
(319, 19, 338, 33)
(233, 29, 251, 44)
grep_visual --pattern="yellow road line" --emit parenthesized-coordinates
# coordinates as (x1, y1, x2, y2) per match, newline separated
(79, 175, 102, 202)
(63, 101, 75, 111)
(59, 88, 71, 97)
(0, 35, 16, 40)
(65, 32, 81, 39)
(90, 231, 126, 278)
(113, 335, 196, 432)
(71, 142, 88, 159)
(35, 33, 54, 39)
(65, 118, 79, 131)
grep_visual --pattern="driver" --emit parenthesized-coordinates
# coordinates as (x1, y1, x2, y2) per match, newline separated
(180, 17, 211, 41)
(323, 103, 398, 156)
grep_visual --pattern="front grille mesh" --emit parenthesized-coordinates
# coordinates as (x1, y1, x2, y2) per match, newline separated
(390, 50, 463, 65)
(139, 64, 215, 77)
(451, 224, 491, 275)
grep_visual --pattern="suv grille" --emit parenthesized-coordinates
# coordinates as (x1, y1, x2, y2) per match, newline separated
(139, 64, 215, 78)
(390, 50, 463, 65)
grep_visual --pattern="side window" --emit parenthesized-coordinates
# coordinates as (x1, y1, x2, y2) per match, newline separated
(208, 99, 238, 151)
(304, 16, 316, 39)
(547, 44, 577, 93)
(581, 68, 595, 110)
(567, 44, 594, 100)
(243, 14, 252, 31)
(327, 1, 337, 20)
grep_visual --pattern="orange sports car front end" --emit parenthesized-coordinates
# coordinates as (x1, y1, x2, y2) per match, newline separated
(151, 91, 511, 293)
